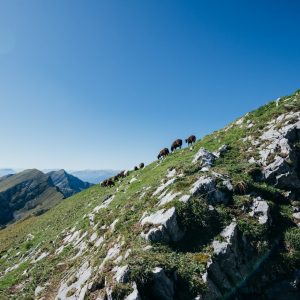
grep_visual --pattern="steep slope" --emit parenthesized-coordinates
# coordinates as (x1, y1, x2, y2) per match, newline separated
(0, 169, 64, 226)
(48, 169, 93, 198)
(69, 170, 119, 184)
(0, 90, 299, 300)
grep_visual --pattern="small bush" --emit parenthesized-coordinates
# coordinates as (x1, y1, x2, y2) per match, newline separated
(176, 198, 211, 230)
(233, 180, 249, 195)
(111, 283, 133, 300)
(237, 217, 268, 242)
(284, 227, 300, 252)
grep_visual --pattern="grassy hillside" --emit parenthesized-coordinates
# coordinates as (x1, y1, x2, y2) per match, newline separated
(0, 90, 299, 299)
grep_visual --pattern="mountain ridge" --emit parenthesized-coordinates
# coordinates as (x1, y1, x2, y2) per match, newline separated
(48, 169, 93, 198)
(0, 169, 93, 226)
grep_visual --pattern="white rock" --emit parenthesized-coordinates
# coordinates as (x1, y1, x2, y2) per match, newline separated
(124, 249, 132, 259)
(158, 191, 181, 207)
(179, 194, 191, 203)
(153, 178, 176, 196)
(93, 195, 115, 213)
(190, 176, 231, 204)
(192, 147, 216, 168)
(293, 212, 300, 221)
(235, 117, 244, 125)
(113, 265, 129, 283)
(249, 197, 270, 225)
(140, 207, 184, 243)
(95, 236, 104, 247)
(35, 285, 44, 297)
(90, 232, 98, 242)
(130, 177, 137, 184)
(110, 219, 119, 232)
(55, 261, 92, 300)
(32, 252, 49, 263)
(166, 168, 177, 178)
(212, 222, 237, 255)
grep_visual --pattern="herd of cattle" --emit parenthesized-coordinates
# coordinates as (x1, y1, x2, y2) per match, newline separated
(100, 135, 196, 187)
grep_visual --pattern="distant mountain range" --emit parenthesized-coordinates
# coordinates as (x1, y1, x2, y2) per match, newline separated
(68, 169, 119, 184)
(0, 169, 15, 177)
(0, 169, 93, 226)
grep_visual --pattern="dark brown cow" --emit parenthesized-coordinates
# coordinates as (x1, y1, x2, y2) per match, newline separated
(157, 148, 170, 159)
(101, 178, 115, 187)
(171, 139, 183, 152)
(139, 162, 145, 169)
(185, 135, 196, 146)
(115, 171, 125, 181)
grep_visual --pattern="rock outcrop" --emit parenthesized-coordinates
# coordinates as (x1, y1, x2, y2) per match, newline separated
(190, 174, 232, 205)
(140, 207, 184, 243)
(258, 113, 300, 191)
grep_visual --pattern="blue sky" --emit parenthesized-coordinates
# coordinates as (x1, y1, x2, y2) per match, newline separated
(0, 0, 299, 170)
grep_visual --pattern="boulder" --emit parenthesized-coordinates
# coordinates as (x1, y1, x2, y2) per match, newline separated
(112, 265, 129, 283)
(249, 197, 271, 225)
(192, 148, 216, 170)
(190, 176, 231, 204)
(203, 222, 256, 299)
(259, 119, 300, 190)
(140, 207, 184, 243)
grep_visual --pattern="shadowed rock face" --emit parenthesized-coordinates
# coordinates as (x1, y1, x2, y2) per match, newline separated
(0, 169, 64, 225)
(260, 119, 300, 192)
(48, 169, 93, 198)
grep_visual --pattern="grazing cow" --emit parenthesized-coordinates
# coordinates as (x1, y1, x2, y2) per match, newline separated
(171, 139, 183, 152)
(139, 162, 145, 169)
(100, 179, 107, 187)
(157, 148, 170, 159)
(134, 166, 139, 171)
(115, 171, 125, 181)
(101, 178, 115, 187)
(185, 135, 196, 146)
(107, 178, 115, 187)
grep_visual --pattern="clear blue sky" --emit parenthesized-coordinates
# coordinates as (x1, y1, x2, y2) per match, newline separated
(0, 0, 299, 170)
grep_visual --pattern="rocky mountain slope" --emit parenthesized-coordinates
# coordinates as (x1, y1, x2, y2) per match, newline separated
(0, 169, 64, 226)
(48, 170, 93, 198)
(0, 90, 299, 300)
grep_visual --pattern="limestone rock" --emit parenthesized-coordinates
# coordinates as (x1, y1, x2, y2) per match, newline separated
(190, 176, 231, 204)
(192, 147, 216, 170)
(140, 207, 184, 243)
(249, 197, 271, 225)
